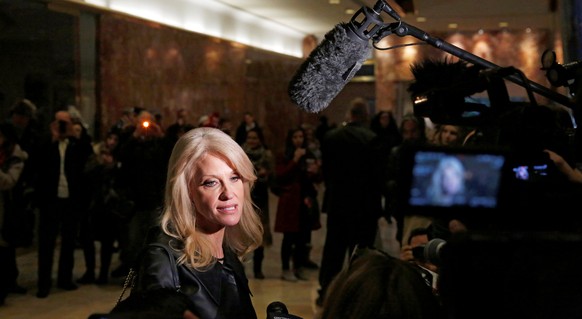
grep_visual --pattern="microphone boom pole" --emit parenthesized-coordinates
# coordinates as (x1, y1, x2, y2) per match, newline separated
(382, 20, 575, 109)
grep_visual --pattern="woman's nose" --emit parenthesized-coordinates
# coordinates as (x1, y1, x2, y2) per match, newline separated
(219, 185, 234, 200)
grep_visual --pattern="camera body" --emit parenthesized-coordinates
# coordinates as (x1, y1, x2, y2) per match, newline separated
(58, 120, 68, 134)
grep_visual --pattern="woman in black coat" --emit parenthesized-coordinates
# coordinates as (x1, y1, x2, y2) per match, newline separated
(123, 127, 263, 319)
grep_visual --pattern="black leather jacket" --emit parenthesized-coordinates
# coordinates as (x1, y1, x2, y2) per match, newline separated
(133, 230, 258, 319)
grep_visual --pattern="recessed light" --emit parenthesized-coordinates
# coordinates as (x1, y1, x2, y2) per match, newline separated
(499, 22, 509, 28)
(345, 9, 355, 15)
(416, 17, 426, 22)
(329, 0, 340, 4)
(448, 23, 458, 29)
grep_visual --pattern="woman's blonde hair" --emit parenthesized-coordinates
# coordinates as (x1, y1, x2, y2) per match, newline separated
(160, 127, 263, 269)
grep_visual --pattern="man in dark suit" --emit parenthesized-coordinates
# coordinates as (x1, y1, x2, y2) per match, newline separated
(316, 98, 384, 306)
(35, 110, 93, 298)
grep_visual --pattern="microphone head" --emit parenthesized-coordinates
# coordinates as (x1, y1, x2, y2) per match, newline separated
(288, 23, 371, 113)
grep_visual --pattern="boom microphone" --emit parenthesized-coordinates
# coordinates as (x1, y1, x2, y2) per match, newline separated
(288, 23, 371, 113)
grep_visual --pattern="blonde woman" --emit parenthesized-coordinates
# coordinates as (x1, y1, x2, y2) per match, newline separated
(130, 127, 263, 319)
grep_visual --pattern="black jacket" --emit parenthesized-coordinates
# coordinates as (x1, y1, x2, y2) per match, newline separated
(132, 229, 258, 319)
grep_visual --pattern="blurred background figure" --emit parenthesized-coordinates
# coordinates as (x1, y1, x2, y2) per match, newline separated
(111, 110, 166, 279)
(77, 129, 122, 285)
(4, 98, 41, 249)
(0, 123, 30, 305)
(242, 127, 275, 279)
(235, 111, 263, 145)
(430, 124, 467, 147)
(274, 127, 322, 282)
(35, 110, 94, 298)
(317, 98, 383, 306)
(385, 113, 429, 246)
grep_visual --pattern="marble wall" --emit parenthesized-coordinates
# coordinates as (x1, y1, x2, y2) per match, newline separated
(96, 12, 560, 150)
(98, 14, 323, 154)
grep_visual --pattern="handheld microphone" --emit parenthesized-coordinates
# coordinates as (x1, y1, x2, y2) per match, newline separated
(266, 301, 303, 319)
(288, 0, 398, 113)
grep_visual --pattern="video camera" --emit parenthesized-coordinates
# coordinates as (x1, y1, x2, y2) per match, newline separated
(398, 56, 582, 318)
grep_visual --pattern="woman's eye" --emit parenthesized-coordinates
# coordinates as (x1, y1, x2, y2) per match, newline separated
(202, 180, 218, 187)
(230, 174, 241, 182)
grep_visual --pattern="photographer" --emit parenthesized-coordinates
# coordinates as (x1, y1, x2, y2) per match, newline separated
(35, 110, 94, 298)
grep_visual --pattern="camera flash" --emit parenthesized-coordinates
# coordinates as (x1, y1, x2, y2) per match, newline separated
(142, 121, 150, 128)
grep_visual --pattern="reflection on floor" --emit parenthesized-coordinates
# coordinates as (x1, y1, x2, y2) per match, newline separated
(0, 192, 400, 319)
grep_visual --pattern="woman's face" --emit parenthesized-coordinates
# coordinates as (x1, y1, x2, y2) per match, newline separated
(191, 154, 245, 232)
(379, 112, 391, 128)
(292, 130, 304, 148)
(106, 133, 119, 149)
(440, 125, 460, 145)
(442, 166, 463, 195)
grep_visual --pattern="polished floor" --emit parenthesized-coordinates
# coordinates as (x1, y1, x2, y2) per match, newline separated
(0, 191, 400, 319)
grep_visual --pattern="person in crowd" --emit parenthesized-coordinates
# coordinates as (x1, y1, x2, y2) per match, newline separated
(300, 123, 324, 269)
(316, 98, 383, 305)
(129, 127, 262, 318)
(0, 123, 29, 305)
(163, 109, 195, 164)
(319, 247, 445, 319)
(385, 112, 429, 245)
(111, 110, 167, 278)
(77, 129, 122, 285)
(114, 106, 144, 145)
(314, 115, 334, 145)
(274, 127, 322, 282)
(218, 117, 234, 138)
(370, 110, 402, 152)
(34, 110, 94, 298)
(427, 156, 467, 206)
(430, 124, 466, 146)
(70, 118, 103, 285)
(235, 112, 262, 145)
(399, 226, 439, 293)
(370, 110, 403, 237)
(165, 108, 194, 145)
(242, 127, 274, 279)
(5, 98, 42, 248)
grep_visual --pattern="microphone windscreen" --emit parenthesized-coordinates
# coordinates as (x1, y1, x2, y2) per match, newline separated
(288, 23, 371, 113)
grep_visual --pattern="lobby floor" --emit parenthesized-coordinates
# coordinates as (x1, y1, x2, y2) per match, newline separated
(0, 191, 400, 319)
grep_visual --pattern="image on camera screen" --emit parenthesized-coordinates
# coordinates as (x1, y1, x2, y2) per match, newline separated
(407, 149, 506, 209)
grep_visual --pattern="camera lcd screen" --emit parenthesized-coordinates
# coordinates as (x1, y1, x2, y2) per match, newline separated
(407, 149, 506, 209)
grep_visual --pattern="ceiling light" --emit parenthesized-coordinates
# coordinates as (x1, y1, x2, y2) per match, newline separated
(329, 0, 340, 4)
(416, 17, 426, 22)
(345, 9, 355, 15)
(499, 22, 509, 28)
(448, 23, 458, 29)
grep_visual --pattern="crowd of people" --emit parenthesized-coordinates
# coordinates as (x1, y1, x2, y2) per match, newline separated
(2, 88, 582, 319)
